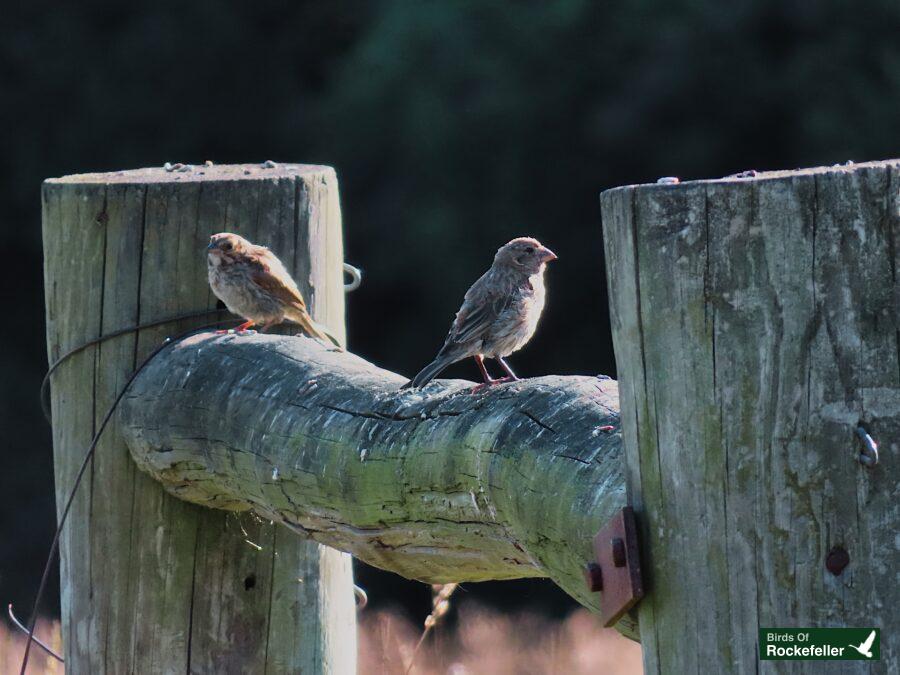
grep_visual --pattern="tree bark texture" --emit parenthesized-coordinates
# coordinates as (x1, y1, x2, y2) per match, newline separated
(118, 333, 635, 638)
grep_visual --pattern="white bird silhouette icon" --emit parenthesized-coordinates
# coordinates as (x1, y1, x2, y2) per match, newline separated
(849, 630, 876, 658)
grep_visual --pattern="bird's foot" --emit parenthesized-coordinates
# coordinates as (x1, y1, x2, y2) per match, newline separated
(469, 376, 514, 393)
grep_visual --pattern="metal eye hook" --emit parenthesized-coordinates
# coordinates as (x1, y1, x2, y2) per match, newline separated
(344, 263, 362, 293)
(353, 584, 368, 610)
(855, 426, 879, 467)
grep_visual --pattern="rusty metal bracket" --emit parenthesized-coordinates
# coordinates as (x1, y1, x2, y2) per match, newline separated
(584, 505, 645, 627)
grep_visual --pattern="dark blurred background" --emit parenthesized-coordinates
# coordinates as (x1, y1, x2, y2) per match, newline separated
(3, 0, 899, 625)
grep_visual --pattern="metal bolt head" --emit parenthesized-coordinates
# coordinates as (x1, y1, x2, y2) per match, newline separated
(826, 546, 850, 576)
(584, 563, 603, 592)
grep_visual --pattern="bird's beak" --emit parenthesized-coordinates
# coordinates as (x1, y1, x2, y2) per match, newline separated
(207, 241, 216, 250)
(540, 247, 558, 262)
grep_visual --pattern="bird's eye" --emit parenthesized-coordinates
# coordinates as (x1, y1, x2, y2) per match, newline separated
(525, 246, 534, 254)
(222, 242, 232, 250)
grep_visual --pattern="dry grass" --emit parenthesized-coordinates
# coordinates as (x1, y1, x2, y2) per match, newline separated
(2, 608, 641, 674)
(360, 606, 642, 675)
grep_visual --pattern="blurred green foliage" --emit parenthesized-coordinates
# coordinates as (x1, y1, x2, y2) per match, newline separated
(1, 0, 898, 619)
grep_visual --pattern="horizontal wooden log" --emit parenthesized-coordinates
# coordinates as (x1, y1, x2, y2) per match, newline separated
(118, 332, 636, 638)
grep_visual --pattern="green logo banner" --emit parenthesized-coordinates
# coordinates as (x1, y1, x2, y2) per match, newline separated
(760, 628, 880, 660)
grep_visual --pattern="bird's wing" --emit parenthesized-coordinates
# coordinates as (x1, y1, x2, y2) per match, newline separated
(446, 271, 515, 346)
(861, 631, 876, 650)
(246, 253, 308, 313)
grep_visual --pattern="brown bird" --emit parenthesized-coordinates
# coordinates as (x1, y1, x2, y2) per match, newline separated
(403, 236, 557, 389)
(207, 232, 338, 345)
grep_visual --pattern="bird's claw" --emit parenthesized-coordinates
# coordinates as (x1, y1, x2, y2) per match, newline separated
(215, 328, 258, 335)
(470, 376, 514, 393)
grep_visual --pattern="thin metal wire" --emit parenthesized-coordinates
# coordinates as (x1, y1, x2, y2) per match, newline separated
(27, 262, 362, 669)
(8, 604, 63, 663)
(21, 318, 239, 675)
(27, 278, 362, 668)
(40, 308, 229, 424)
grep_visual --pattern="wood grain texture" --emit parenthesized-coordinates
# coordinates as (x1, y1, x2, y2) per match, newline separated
(42, 164, 355, 674)
(116, 335, 635, 639)
(602, 159, 900, 674)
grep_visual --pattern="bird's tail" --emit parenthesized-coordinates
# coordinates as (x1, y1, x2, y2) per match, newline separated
(292, 311, 344, 350)
(402, 357, 452, 389)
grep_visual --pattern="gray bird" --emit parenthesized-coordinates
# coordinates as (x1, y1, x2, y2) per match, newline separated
(403, 237, 557, 389)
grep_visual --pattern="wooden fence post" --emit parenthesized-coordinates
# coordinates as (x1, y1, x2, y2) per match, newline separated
(41, 163, 356, 673)
(602, 160, 899, 673)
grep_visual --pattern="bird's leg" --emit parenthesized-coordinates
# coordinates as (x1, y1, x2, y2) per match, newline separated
(258, 321, 280, 334)
(496, 357, 519, 381)
(474, 355, 495, 384)
(216, 319, 256, 335)
(471, 355, 511, 392)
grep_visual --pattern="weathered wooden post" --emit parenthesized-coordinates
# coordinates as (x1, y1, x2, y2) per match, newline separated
(42, 163, 356, 672)
(602, 160, 899, 672)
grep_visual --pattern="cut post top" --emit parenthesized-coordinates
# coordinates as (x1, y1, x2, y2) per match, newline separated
(600, 157, 900, 198)
(44, 162, 332, 185)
